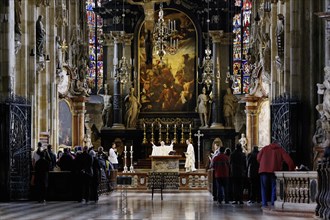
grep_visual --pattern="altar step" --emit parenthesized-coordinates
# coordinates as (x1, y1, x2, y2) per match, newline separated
(135, 158, 206, 170)
(115, 170, 210, 191)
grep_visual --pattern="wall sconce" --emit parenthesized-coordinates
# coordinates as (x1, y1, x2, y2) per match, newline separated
(264, 0, 271, 13)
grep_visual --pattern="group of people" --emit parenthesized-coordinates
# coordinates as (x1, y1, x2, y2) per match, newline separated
(32, 142, 120, 203)
(210, 141, 295, 208)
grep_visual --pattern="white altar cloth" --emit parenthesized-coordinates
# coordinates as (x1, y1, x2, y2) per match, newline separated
(151, 145, 173, 156)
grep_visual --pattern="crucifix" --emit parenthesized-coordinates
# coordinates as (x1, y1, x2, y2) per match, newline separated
(194, 130, 204, 169)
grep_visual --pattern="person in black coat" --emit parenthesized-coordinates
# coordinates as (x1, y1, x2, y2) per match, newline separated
(246, 146, 261, 204)
(230, 143, 247, 205)
(35, 151, 50, 202)
(90, 150, 100, 202)
(75, 146, 93, 203)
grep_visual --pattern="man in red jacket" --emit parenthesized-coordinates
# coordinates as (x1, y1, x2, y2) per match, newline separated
(211, 146, 230, 205)
(257, 143, 295, 208)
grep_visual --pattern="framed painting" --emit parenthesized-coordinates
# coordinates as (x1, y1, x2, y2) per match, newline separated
(58, 100, 72, 147)
(138, 9, 197, 114)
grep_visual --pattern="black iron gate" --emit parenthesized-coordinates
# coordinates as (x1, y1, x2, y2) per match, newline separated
(271, 95, 301, 162)
(0, 96, 31, 201)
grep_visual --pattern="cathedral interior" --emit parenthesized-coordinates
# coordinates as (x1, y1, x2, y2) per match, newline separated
(1, 0, 330, 218)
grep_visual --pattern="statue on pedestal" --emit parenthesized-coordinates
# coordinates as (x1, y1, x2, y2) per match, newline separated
(36, 15, 46, 57)
(197, 87, 210, 128)
(101, 88, 113, 128)
(124, 87, 141, 128)
(223, 88, 239, 127)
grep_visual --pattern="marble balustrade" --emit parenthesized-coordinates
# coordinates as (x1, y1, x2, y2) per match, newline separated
(274, 171, 317, 215)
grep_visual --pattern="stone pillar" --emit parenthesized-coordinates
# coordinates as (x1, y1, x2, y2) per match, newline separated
(103, 33, 114, 93)
(326, 1, 330, 66)
(0, 0, 15, 100)
(72, 96, 86, 147)
(111, 32, 125, 129)
(284, 1, 290, 94)
(270, 1, 278, 100)
(123, 33, 134, 94)
(209, 31, 224, 128)
(290, 0, 302, 98)
(244, 95, 260, 153)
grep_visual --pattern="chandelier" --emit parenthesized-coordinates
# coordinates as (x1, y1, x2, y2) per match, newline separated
(115, 0, 130, 84)
(198, 1, 215, 90)
(153, 3, 178, 61)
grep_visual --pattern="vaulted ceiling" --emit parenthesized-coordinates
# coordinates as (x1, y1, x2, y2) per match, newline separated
(95, 0, 236, 33)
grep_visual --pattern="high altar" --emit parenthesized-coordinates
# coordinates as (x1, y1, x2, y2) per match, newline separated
(98, 1, 238, 172)
(149, 155, 181, 172)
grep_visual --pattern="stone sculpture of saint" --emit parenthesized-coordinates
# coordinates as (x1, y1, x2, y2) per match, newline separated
(197, 87, 209, 128)
(56, 36, 62, 70)
(36, 15, 46, 57)
(124, 87, 141, 128)
(102, 93, 113, 128)
(239, 133, 248, 153)
(223, 88, 239, 127)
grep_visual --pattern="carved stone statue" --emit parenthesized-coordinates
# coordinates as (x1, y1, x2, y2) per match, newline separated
(317, 66, 330, 121)
(197, 87, 209, 128)
(15, 0, 22, 35)
(124, 87, 141, 128)
(239, 133, 248, 152)
(84, 134, 92, 148)
(36, 15, 46, 57)
(56, 36, 62, 70)
(102, 90, 113, 128)
(223, 88, 239, 127)
(70, 69, 90, 97)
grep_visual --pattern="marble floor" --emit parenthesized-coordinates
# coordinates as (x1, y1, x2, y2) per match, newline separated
(0, 191, 314, 220)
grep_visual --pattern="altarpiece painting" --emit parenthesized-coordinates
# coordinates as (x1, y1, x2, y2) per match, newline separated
(138, 9, 197, 114)
(58, 100, 72, 146)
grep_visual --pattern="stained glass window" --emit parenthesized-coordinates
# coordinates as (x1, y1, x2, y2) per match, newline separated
(231, 0, 252, 95)
(86, 0, 103, 93)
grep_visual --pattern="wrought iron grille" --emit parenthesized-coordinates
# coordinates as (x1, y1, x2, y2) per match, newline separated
(271, 95, 300, 155)
(0, 96, 31, 200)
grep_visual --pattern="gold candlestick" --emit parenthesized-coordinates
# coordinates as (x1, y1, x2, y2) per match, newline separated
(151, 123, 154, 143)
(142, 123, 147, 144)
(173, 124, 177, 143)
(180, 123, 185, 144)
(158, 123, 162, 143)
(189, 124, 192, 143)
(166, 124, 169, 143)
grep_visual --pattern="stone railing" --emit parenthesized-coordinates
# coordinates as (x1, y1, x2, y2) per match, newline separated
(315, 157, 330, 219)
(274, 171, 317, 216)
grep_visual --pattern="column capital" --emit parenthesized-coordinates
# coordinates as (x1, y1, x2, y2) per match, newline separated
(123, 33, 134, 45)
(209, 31, 232, 45)
(103, 33, 115, 46)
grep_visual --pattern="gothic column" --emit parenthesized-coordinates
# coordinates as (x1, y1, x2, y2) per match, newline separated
(111, 32, 125, 129)
(209, 31, 224, 128)
(326, 1, 330, 66)
(72, 96, 86, 147)
(244, 96, 261, 152)
(103, 33, 114, 93)
(284, 0, 290, 94)
(290, 0, 302, 98)
(123, 33, 133, 94)
(0, 0, 15, 100)
(270, 1, 278, 99)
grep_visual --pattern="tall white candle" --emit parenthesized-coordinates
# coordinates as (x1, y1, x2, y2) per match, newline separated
(131, 145, 133, 151)
(125, 145, 127, 151)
